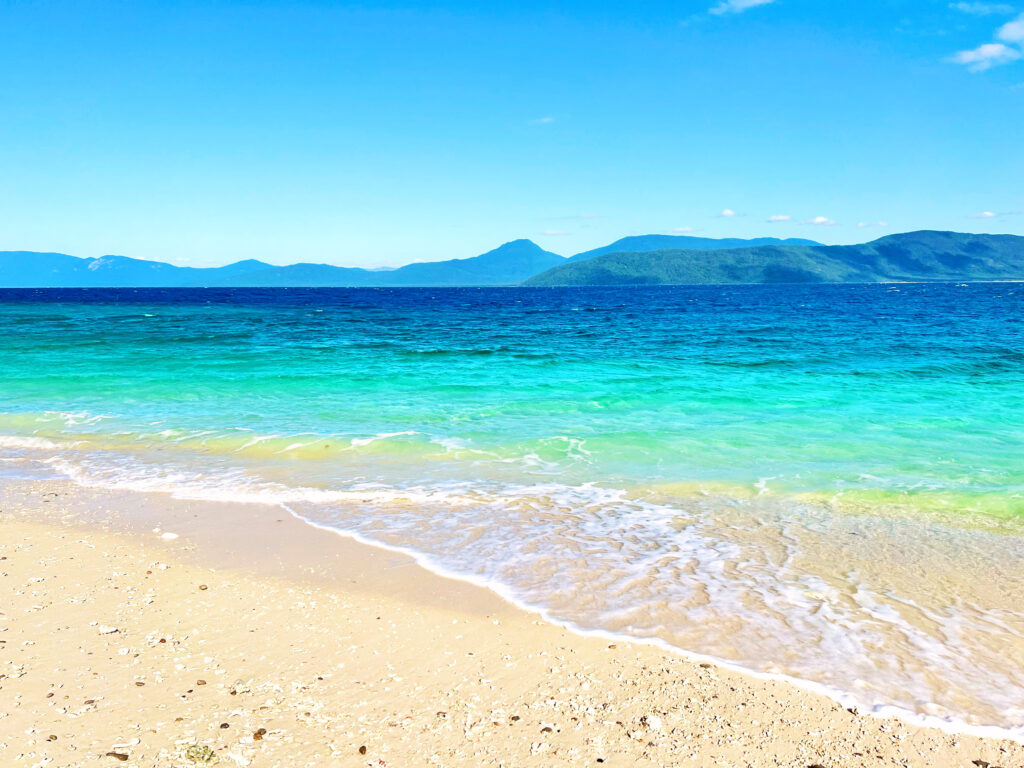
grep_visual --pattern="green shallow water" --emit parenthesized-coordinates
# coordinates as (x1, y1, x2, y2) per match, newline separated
(0, 284, 1023, 732)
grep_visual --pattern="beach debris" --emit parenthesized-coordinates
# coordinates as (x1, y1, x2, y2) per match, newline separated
(98, 625, 119, 635)
(359, 746, 367, 755)
(160, 532, 179, 540)
(183, 744, 218, 763)
(229, 679, 251, 695)
(640, 714, 663, 732)
(104, 752, 129, 762)
(199, 584, 208, 591)
(252, 728, 266, 741)
(219, 722, 230, 729)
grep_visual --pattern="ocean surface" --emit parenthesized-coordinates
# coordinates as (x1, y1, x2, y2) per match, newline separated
(1, 284, 1022, 733)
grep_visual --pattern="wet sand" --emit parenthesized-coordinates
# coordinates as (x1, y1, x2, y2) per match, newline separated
(1, 479, 1022, 767)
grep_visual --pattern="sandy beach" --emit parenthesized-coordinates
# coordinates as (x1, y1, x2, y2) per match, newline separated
(1, 478, 1022, 768)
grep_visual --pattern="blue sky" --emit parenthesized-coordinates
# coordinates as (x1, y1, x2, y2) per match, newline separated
(1, 0, 1022, 267)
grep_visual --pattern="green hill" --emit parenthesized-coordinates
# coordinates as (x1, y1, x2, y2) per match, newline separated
(524, 231, 1024, 286)
(567, 234, 821, 263)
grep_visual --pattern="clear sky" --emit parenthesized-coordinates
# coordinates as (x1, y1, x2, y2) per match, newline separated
(1, 0, 1022, 267)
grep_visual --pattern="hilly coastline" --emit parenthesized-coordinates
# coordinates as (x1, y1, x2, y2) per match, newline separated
(0, 240, 563, 289)
(2, 231, 1022, 287)
(567, 234, 822, 263)
(525, 231, 1024, 286)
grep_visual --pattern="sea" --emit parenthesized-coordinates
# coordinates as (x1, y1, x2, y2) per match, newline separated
(0, 283, 1022, 735)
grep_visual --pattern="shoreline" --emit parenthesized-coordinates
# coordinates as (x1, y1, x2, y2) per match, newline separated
(2, 478, 1024, 766)
(10, 462, 1024, 742)
(278, 501, 1024, 746)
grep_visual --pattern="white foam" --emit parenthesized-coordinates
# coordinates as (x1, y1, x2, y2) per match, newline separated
(277, 502, 1024, 744)
(0, 435, 61, 451)
(43, 455, 477, 509)
(350, 430, 418, 447)
(27, 446, 1024, 742)
(236, 434, 280, 451)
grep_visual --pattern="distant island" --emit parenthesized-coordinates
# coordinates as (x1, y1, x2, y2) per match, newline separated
(525, 231, 1024, 286)
(2, 231, 1023, 287)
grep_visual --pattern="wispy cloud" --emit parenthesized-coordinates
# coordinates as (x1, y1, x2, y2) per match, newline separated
(950, 2, 1015, 15)
(806, 216, 837, 226)
(970, 210, 998, 218)
(709, 0, 775, 15)
(999, 12, 1024, 41)
(542, 229, 569, 236)
(673, 227, 696, 233)
(719, 208, 737, 218)
(530, 116, 556, 125)
(951, 12, 1024, 70)
(952, 41, 1022, 69)
(857, 221, 890, 228)
(767, 215, 791, 223)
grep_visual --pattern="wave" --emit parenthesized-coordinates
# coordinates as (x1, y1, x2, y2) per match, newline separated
(3, 430, 1024, 738)
(0, 435, 63, 450)
(277, 503, 1024, 745)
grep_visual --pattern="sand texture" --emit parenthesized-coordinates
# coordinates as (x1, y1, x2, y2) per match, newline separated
(1, 480, 1022, 767)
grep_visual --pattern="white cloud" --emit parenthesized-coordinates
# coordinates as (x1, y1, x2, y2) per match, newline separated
(673, 227, 696, 233)
(998, 12, 1024, 42)
(950, 41, 1022, 70)
(719, 208, 737, 218)
(767, 215, 791, 223)
(806, 216, 837, 226)
(950, 2, 1015, 15)
(951, 13, 1024, 71)
(857, 221, 890, 228)
(531, 116, 556, 125)
(709, 0, 775, 15)
(970, 211, 998, 218)
(543, 229, 569, 235)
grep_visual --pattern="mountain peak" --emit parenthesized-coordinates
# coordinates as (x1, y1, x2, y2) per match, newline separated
(489, 238, 548, 253)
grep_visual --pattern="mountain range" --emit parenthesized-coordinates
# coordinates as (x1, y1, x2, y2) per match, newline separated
(565, 234, 820, 263)
(0, 241, 559, 288)
(1, 231, 1022, 288)
(525, 231, 1024, 286)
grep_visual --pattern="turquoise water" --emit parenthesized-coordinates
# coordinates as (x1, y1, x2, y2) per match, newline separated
(1, 284, 1023, 732)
